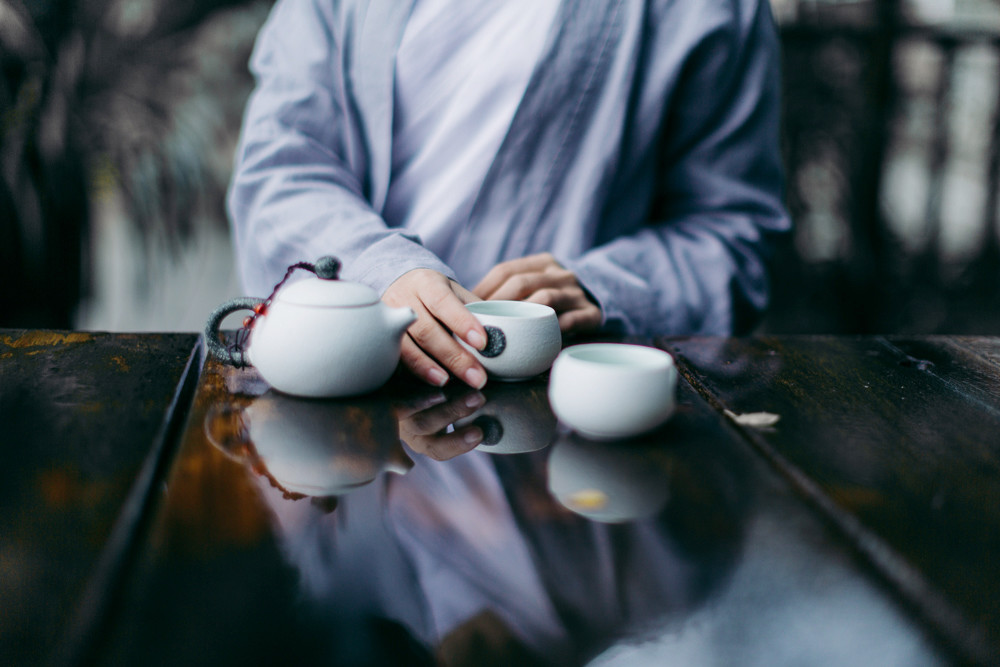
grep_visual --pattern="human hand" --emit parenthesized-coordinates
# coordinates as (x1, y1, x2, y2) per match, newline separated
(473, 253, 602, 333)
(396, 389, 486, 461)
(383, 269, 489, 388)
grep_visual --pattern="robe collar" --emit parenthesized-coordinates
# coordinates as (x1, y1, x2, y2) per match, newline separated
(352, 0, 626, 225)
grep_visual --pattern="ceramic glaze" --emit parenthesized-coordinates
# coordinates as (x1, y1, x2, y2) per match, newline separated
(205, 259, 415, 398)
(548, 343, 677, 440)
(248, 299, 415, 397)
(457, 301, 561, 381)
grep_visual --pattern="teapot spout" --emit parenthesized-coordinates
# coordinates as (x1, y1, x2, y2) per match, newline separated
(385, 305, 417, 338)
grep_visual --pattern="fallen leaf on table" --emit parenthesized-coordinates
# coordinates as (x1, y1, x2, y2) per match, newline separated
(724, 409, 781, 428)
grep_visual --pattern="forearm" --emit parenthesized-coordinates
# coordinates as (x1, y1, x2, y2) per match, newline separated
(228, 135, 452, 297)
(564, 214, 778, 336)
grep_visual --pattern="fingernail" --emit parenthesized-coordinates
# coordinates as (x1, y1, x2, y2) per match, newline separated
(464, 367, 487, 389)
(467, 330, 486, 350)
(417, 392, 447, 409)
(427, 368, 449, 387)
(463, 426, 483, 445)
(465, 391, 485, 409)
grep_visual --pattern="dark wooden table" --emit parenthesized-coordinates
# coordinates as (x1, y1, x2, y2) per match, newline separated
(4, 331, 999, 665)
(0, 331, 200, 665)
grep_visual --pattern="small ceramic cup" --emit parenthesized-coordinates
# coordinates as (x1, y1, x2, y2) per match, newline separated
(458, 301, 562, 381)
(548, 343, 677, 440)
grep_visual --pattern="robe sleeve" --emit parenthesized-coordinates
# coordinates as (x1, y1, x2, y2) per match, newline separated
(563, 1, 790, 336)
(227, 0, 453, 297)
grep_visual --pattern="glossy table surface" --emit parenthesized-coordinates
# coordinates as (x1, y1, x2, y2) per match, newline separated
(4, 331, 1000, 666)
(0, 331, 200, 665)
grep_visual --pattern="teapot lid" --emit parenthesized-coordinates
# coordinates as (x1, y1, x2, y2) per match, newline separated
(276, 277, 379, 307)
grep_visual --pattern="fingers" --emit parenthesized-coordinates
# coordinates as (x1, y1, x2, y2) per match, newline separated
(526, 288, 602, 333)
(399, 334, 451, 387)
(411, 425, 483, 461)
(402, 389, 484, 437)
(473, 253, 603, 335)
(406, 311, 488, 389)
(424, 280, 487, 349)
(484, 270, 578, 302)
(473, 253, 560, 299)
(524, 286, 585, 311)
(557, 304, 602, 332)
(398, 390, 486, 461)
(385, 257, 601, 389)
(398, 301, 488, 389)
(384, 269, 489, 389)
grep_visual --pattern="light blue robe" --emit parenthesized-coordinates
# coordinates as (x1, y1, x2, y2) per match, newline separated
(227, 0, 790, 335)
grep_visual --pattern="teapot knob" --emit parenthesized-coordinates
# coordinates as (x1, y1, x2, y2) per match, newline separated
(315, 256, 341, 280)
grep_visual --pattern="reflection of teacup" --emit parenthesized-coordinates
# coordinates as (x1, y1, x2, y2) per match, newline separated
(458, 301, 562, 381)
(547, 433, 672, 523)
(452, 382, 558, 454)
(205, 391, 412, 497)
(548, 343, 677, 440)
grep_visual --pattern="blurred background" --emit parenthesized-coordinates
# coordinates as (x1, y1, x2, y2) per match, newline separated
(2, 0, 999, 334)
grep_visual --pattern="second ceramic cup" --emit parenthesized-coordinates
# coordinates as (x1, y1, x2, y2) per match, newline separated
(548, 343, 678, 440)
(458, 301, 562, 381)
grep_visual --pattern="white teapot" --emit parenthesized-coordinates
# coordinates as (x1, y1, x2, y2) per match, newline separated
(205, 257, 415, 398)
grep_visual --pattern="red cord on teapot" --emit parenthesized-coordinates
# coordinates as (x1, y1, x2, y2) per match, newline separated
(226, 257, 341, 368)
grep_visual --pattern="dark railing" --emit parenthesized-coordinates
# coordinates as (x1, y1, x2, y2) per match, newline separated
(767, 0, 1000, 333)
(0, 0, 264, 329)
(3, 1, 999, 333)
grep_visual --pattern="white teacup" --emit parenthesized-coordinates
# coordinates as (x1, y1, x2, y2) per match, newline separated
(458, 301, 562, 381)
(548, 343, 677, 440)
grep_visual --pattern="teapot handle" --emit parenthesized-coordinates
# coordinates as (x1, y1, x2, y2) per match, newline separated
(204, 297, 265, 366)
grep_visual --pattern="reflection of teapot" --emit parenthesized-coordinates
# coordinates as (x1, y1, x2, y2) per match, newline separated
(547, 433, 672, 523)
(204, 257, 415, 397)
(453, 382, 558, 455)
(205, 390, 413, 497)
